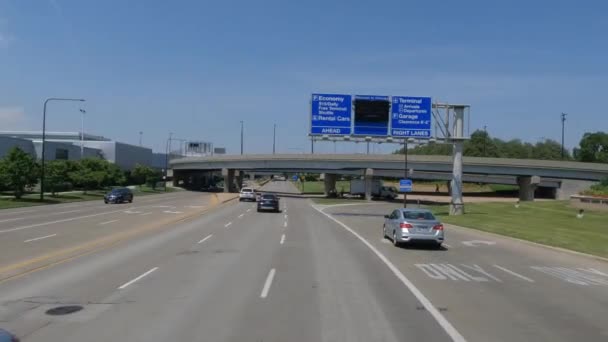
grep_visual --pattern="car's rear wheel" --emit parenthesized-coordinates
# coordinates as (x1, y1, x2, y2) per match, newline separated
(382, 225, 388, 238)
(392, 231, 400, 247)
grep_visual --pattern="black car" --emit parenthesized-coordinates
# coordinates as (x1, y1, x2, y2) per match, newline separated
(257, 194, 280, 212)
(104, 188, 134, 204)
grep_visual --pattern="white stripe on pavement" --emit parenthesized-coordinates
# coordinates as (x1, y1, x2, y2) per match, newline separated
(118, 267, 158, 289)
(246, 208, 251, 212)
(139, 212, 153, 216)
(493, 265, 535, 282)
(0, 217, 25, 224)
(52, 210, 81, 215)
(198, 234, 213, 244)
(315, 206, 467, 342)
(99, 220, 118, 226)
(24, 234, 57, 243)
(0, 209, 35, 217)
(283, 221, 287, 228)
(260, 268, 276, 298)
(225, 222, 232, 228)
(0, 208, 133, 234)
(238, 213, 244, 218)
(280, 234, 285, 245)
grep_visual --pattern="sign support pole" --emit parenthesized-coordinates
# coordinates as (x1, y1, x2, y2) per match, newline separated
(404, 139, 408, 208)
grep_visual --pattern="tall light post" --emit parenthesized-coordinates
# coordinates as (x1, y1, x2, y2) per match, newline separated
(483, 125, 487, 157)
(240, 121, 244, 155)
(561, 113, 567, 159)
(79, 108, 87, 158)
(164, 132, 173, 192)
(40, 97, 85, 201)
(139, 131, 143, 146)
(272, 124, 276, 154)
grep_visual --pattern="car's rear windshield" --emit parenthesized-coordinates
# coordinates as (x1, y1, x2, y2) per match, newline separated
(241, 188, 253, 192)
(403, 211, 435, 220)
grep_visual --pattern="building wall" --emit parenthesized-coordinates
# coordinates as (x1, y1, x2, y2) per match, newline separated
(32, 141, 86, 161)
(0, 137, 36, 159)
(114, 142, 152, 170)
(151, 153, 168, 170)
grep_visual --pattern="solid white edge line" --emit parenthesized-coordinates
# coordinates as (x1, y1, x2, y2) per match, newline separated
(225, 222, 232, 228)
(283, 221, 287, 228)
(99, 219, 118, 225)
(493, 265, 535, 282)
(198, 234, 213, 244)
(118, 267, 158, 289)
(280, 234, 285, 245)
(0, 217, 25, 224)
(139, 212, 153, 216)
(315, 206, 467, 342)
(260, 268, 276, 298)
(246, 208, 251, 212)
(52, 210, 81, 215)
(238, 213, 244, 218)
(24, 234, 57, 243)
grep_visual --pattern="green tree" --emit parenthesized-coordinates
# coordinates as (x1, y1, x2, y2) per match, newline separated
(131, 164, 150, 185)
(0, 147, 40, 199)
(46, 160, 72, 196)
(574, 132, 608, 163)
(532, 139, 570, 160)
(464, 130, 499, 157)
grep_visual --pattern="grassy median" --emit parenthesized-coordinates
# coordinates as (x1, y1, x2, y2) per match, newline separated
(431, 201, 608, 258)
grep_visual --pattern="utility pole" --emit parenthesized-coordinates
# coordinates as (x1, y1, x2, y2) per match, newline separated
(79, 109, 86, 159)
(311, 138, 314, 154)
(139, 131, 143, 146)
(561, 113, 567, 159)
(483, 125, 487, 157)
(164, 132, 173, 192)
(272, 124, 276, 154)
(240, 121, 244, 155)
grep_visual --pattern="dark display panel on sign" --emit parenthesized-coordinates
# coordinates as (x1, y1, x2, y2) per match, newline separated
(353, 95, 390, 136)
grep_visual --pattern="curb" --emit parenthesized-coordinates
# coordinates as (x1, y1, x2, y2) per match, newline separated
(446, 223, 608, 263)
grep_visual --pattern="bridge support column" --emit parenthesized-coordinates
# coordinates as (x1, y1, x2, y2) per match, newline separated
(222, 168, 235, 193)
(236, 171, 244, 191)
(518, 176, 540, 201)
(365, 168, 374, 201)
(323, 173, 337, 197)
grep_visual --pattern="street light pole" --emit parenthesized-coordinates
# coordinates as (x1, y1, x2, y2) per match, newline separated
(240, 121, 244, 155)
(483, 125, 487, 157)
(139, 131, 143, 146)
(273, 124, 276, 154)
(40, 97, 85, 201)
(561, 113, 567, 159)
(164, 132, 173, 192)
(79, 109, 86, 159)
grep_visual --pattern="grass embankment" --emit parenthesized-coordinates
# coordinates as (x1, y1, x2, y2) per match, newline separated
(431, 201, 608, 258)
(0, 185, 178, 210)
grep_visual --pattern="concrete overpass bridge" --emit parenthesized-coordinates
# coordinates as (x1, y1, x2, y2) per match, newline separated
(170, 154, 608, 200)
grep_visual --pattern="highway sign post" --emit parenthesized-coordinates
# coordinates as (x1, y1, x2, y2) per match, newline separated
(391, 96, 432, 138)
(310, 94, 352, 135)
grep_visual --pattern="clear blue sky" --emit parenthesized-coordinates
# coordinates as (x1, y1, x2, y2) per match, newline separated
(1, 0, 606, 154)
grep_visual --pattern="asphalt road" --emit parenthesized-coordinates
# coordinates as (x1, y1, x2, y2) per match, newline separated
(0, 182, 606, 341)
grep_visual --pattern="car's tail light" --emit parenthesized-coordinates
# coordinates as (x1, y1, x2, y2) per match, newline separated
(400, 223, 413, 229)
(433, 224, 444, 231)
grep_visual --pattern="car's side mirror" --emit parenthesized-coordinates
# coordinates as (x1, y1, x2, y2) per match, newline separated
(384, 215, 390, 219)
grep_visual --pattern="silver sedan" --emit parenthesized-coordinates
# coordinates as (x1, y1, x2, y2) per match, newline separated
(383, 208, 444, 248)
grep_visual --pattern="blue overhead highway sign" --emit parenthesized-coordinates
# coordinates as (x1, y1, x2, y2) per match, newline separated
(391, 96, 432, 138)
(310, 94, 352, 135)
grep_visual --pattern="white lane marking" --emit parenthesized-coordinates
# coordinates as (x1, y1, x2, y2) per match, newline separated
(52, 210, 81, 215)
(151, 205, 174, 208)
(260, 268, 276, 298)
(284, 214, 287, 219)
(442, 243, 452, 248)
(531, 266, 608, 286)
(238, 213, 244, 218)
(283, 221, 287, 228)
(0, 208, 133, 234)
(139, 212, 153, 216)
(280, 234, 286, 245)
(316, 206, 467, 342)
(24, 234, 57, 243)
(225, 222, 232, 228)
(186, 205, 205, 209)
(118, 267, 158, 289)
(246, 208, 251, 212)
(163, 210, 183, 214)
(493, 265, 535, 283)
(0, 217, 25, 224)
(99, 219, 118, 225)
(124, 210, 143, 214)
(198, 234, 213, 244)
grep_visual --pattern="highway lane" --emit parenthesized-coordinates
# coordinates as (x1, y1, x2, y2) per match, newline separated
(320, 202, 608, 342)
(0, 191, 217, 280)
(0, 181, 454, 342)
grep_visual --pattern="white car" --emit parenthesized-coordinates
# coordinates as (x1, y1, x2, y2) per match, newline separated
(239, 187, 256, 201)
